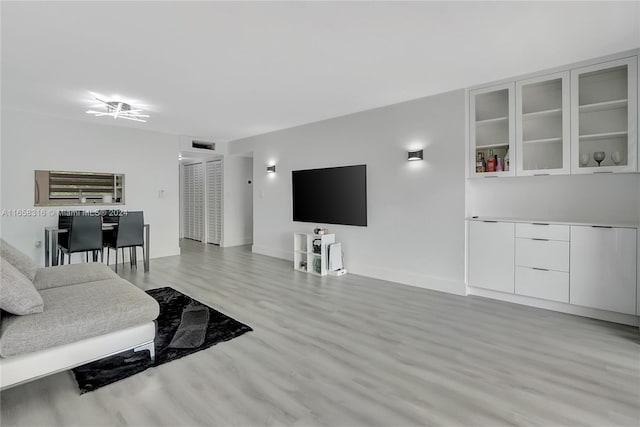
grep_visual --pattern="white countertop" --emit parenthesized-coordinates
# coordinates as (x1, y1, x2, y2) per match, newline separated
(466, 216, 640, 229)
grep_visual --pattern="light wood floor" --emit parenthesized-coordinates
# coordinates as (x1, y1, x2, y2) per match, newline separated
(2, 241, 639, 426)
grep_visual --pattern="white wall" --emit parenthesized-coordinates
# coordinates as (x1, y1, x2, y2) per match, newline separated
(230, 90, 467, 295)
(466, 174, 640, 225)
(222, 155, 253, 247)
(1, 110, 181, 265)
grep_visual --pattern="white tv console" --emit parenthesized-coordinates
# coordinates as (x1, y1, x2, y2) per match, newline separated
(293, 233, 335, 276)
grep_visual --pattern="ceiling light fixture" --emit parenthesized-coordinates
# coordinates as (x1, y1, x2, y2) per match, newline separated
(86, 92, 150, 122)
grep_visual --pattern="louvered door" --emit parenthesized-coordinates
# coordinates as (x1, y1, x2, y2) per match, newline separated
(182, 162, 204, 241)
(206, 160, 222, 244)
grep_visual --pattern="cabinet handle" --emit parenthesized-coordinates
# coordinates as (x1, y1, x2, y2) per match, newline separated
(533, 173, 550, 176)
(483, 176, 499, 178)
(591, 225, 612, 229)
(532, 238, 549, 241)
(593, 171, 612, 174)
(532, 267, 549, 271)
(532, 222, 549, 226)
(482, 220, 498, 223)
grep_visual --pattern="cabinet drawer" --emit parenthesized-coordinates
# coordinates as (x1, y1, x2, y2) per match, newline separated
(515, 266, 569, 303)
(515, 223, 569, 241)
(515, 238, 569, 272)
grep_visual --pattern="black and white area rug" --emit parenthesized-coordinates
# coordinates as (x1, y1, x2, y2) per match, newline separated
(72, 287, 253, 393)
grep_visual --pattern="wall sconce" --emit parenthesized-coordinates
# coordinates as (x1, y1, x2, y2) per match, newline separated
(267, 165, 276, 173)
(407, 149, 424, 161)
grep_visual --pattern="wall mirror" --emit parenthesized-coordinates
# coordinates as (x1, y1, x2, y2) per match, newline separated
(34, 170, 125, 206)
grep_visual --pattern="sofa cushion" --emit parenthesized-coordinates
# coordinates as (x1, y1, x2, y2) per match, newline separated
(33, 263, 119, 291)
(0, 258, 44, 315)
(1, 239, 37, 281)
(0, 279, 159, 357)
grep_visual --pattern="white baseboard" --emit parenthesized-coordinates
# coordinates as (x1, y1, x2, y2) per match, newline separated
(252, 245, 466, 296)
(222, 237, 253, 248)
(103, 245, 180, 265)
(252, 245, 292, 261)
(355, 263, 467, 296)
(149, 245, 181, 259)
(468, 286, 640, 326)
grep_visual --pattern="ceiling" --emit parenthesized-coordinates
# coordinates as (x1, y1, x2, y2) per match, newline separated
(2, 1, 639, 142)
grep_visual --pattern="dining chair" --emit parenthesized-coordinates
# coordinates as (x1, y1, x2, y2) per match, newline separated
(58, 214, 103, 264)
(57, 211, 73, 255)
(104, 211, 145, 272)
(100, 210, 122, 224)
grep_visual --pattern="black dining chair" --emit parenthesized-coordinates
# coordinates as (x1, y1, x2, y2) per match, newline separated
(104, 211, 145, 272)
(100, 210, 120, 243)
(58, 214, 103, 264)
(57, 211, 73, 255)
(100, 210, 123, 224)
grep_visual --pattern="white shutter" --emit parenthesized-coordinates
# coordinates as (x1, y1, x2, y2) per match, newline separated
(206, 160, 223, 245)
(182, 163, 204, 241)
(194, 162, 204, 241)
(181, 164, 190, 239)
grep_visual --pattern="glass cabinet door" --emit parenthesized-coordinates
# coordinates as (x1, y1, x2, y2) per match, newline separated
(516, 71, 570, 176)
(571, 57, 637, 173)
(469, 83, 515, 178)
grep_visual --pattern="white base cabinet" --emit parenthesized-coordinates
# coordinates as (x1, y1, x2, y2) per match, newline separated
(569, 226, 637, 315)
(468, 221, 515, 293)
(467, 218, 638, 321)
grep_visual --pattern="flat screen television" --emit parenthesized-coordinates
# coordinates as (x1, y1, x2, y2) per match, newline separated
(292, 164, 367, 226)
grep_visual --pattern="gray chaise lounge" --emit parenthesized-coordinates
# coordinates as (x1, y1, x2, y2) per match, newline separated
(0, 239, 159, 389)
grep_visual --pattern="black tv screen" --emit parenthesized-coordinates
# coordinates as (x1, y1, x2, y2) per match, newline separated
(292, 165, 367, 227)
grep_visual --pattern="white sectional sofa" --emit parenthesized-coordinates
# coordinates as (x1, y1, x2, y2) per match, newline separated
(0, 239, 159, 390)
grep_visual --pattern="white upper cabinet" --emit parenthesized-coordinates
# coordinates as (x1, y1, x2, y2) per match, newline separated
(571, 57, 638, 174)
(468, 52, 639, 178)
(469, 83, 515, 178)
(516, 72, 570, 175)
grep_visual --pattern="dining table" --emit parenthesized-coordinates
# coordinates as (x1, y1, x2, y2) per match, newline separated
(44, 223, 150, 272)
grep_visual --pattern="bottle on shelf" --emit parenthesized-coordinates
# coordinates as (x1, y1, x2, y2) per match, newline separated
(504, 148, 510, 171)
(486, 148, 496, 172)
(476, 152, 485, 173)
(496, 157, 503, 172)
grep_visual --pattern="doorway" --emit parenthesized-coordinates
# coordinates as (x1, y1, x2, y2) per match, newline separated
(179, 152, 253, 253)
(179, 154, 223, 247)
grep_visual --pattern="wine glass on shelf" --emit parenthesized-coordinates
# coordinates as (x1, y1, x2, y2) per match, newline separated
(593, 151, 606, 167)
(611, 151, 622, 166)
(579, 153, 590, 167)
